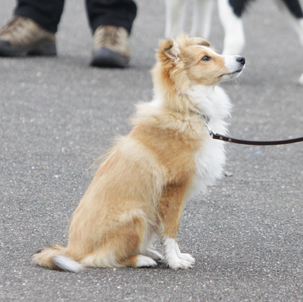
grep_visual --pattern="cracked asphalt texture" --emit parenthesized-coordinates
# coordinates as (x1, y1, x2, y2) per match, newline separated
(1, 0, 303, 301)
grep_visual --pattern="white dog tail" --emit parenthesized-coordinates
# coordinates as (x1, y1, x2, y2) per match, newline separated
(32, 245, 84, 273)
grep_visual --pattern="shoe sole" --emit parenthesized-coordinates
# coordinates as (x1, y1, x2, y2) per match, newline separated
(0, 40, 57, 57)
(90, 47, 129, 68)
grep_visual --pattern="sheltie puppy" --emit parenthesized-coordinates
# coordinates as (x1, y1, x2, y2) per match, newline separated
(33, 34, 245, 272)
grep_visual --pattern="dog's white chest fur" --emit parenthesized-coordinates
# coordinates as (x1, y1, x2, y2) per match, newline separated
(186, 85, 232, 198)
(151, 84, 232, 199)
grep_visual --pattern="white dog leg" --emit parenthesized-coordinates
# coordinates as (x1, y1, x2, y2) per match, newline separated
(274, 0, 303, 84)
(218, 0, 245, 55)
(299, 70, 303, 85)
(274, 0, 303, 45)
(296, 18, 303, 85)
(174, 241, 195, 264)
(163, 237, 194, 269)
(190, 0, 214, 38)
(165, 0, 187, 38)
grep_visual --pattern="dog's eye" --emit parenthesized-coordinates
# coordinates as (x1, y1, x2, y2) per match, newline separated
(202, 55, 211, 61)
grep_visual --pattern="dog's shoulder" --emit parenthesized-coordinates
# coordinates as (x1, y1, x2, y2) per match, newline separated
(131, 100, 206, 141)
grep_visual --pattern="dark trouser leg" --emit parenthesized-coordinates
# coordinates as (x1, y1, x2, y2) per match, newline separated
(281, 0, 303, 19)
(14, 0, 65, 33)
(86, 0, 137, 34)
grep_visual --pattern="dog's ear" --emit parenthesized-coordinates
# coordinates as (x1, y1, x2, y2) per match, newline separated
(158, 38, 180, 63)
(191, 37, 211, 47)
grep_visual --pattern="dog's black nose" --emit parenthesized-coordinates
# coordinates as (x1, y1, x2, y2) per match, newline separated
(237, 56, 245, 65)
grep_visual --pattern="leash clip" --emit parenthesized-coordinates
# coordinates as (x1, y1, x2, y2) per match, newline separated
(204, 120, 215, 138)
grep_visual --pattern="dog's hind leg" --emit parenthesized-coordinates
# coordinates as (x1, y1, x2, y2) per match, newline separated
(140, 228, 164, 262)
(80, 210, 158, 268)
(274, 0, 303, 84)
(191, 0, 214, 38)
(119, 255, 158, 268)
(117, 227, 160, 268)
(144, 248, 164, 262)
(218, 0, 246, 55)
(165, 0, 187, 38)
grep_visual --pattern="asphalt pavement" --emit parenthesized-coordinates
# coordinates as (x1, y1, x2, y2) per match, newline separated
(1, 0, 303, 301)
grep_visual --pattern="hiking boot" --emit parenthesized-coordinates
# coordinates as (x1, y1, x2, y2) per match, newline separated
(0, 16, 56, 57)
(91, 26, 130, 68)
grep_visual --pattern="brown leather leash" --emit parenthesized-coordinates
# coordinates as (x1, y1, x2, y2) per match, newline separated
(200, 115, 303, 146)
(205, 122, 303, 145)
(211, 131, 303, 145)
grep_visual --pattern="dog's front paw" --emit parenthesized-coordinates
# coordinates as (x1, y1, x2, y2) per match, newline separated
(173, 240, 195, 265)
(178, 252, 195, 265)
(166, 257, 193, 270)
(163, 238, 195, 269)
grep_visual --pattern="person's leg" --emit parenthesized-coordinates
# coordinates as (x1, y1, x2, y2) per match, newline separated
(86, 0, 137, 68)
(0, 0, 64, 56)
(15, 0, 65, 33)
(86, 0, 137, 34)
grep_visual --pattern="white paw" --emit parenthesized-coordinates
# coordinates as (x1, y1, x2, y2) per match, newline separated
(298, 73, 303, 85)
(163, 238, 195, 270)
(167, 257, 193, 270)
(174, 241, 195, 264)
(145, 249, 164, 261)
(178, 253, 195, 264)
(136, 255, 157, 268)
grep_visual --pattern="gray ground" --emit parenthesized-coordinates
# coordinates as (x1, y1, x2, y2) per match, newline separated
(1, 0, 303, 301)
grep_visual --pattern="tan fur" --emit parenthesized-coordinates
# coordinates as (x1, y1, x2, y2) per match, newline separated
(32, 245, 67, 270)
(33, 33, 243, 270)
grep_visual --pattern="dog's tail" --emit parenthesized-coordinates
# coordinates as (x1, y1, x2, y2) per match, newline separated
(32, 245, 84, 273)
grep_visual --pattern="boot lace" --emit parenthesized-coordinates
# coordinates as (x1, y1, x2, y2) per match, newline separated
(98, 26, 119, 48)
(0, 16, 25, 35)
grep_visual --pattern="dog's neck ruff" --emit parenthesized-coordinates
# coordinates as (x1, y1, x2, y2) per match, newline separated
(185, 85, 232, 138)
